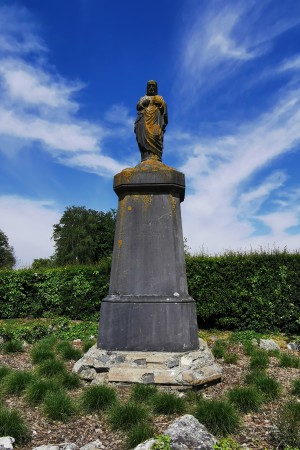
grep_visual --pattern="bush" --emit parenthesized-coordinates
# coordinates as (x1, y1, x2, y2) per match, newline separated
(152, 392, 186, 415)
(195, 399, 241, 436)
(0, 406, 31, 444)
(227, 386, 264, 412)
(130, 383, 157, 403)
(109, 402, 149, 431)
(276, 400, 300, 446)
(3, 339, 23, 353)
(279, 353, 300, 368)
(126, 423, 155, 449)
(1, 370, 34, 396)
(42, 391, 77, 422)
(81, 384, 117, 412)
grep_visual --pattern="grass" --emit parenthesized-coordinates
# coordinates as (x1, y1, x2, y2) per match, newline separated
(56, 341, 82, 360)
(227, 386, 264, 412)
(151, 392, 186, 415)
(276, 400, 300, 447)
(291, 378, 300, 397)
(195, 398, 241, 436)
(0, 365, 11, 379)
(249, 350, 269, 370)
(109, 402, 149, 431)
(3, 339, 23, 353)
(31, 344, 56, 364)
(125, 422, 155, 449)
(243, 341, 257, 356)
(60, 372, 81, 390)
(1, 370, 34, 396)
(0, 406, 31, 444)
(279, 353, 300, 368)
(25, 378, 62, 406)
(36, 358, 67, 378)
(81, 384, 117, 412)
(130, 383, 157, 403)
(224, 352, 239, 365)
(42, 391, 77, 422)
(212, 340, 227, 359)
(82, 338, 96, 352)
(245, 370, 281, 401)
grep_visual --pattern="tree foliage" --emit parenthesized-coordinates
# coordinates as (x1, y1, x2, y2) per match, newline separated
(0, 229, 16, 269)
(52, 206, 116, 265)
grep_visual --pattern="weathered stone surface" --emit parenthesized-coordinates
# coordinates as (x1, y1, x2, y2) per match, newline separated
(73, 340, 222, 387)
(0, 336, 5, 345)
(0, 437, 15, 450)
(287, 341, 300, 351)
(259, 339, 280, 351)
(33, 445, 76, 450)
(79, 440, 104, 450)
(164, 414, 217, 449)
(133, 438, 156, 450)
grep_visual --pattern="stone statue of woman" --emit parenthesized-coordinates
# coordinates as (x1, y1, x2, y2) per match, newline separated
(134, 80, 168, 161)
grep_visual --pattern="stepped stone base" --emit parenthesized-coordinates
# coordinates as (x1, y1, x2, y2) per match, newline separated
(73, 339, 222, 387)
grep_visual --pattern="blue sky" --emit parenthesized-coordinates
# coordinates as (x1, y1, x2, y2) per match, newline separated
(1, 0, 300, 266)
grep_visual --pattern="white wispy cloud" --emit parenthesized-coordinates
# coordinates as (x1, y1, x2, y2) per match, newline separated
(0, 195, 60, 267)
(181, 85, 300, 253)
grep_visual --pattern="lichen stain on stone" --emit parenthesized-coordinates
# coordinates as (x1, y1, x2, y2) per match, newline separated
(170, 195, 176, 213)
(118, 239, 123, 248)
(141, 194, 153, 211)
(127, 206, 132, 211)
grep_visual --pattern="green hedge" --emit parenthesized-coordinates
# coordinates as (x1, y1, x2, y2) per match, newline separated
(186, 252, 300, 333)
(0, 267, 109, 320)
(0, 251, 300, 332)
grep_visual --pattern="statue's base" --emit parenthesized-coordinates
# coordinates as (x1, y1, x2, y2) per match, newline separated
(73, 339, 222, 388)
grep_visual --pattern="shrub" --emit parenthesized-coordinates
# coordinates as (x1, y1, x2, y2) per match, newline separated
(276, 400, 300, 447)
(279, 353, 300, 368)
(130, 383, 157, 403)
(249, 350, 269, 370)
(109, 402, 149, 431)
(25, 379, 62, 405)
(195, 399, 241, 436)
(37, 359, 66, 378)
(1, 370, 34, 396)
(151, 392, 186, 415)
(0, 406, 31, 444)
(3, 339, 23, 353)
(227, 386, 264, 412)
(56, 341, 82, 360)
(126, 422, 155, 449)
(81, 384, 117, 412)
(42, 391, 76, 422)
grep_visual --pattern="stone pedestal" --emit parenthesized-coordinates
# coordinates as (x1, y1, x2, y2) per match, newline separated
(98, 159, 199, 352)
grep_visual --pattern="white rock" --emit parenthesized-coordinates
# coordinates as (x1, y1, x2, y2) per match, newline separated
(165, 414, 217, 449)
(80, 440, 103, 450)
(133, 438, 157, 450)
(259, 339, 280, 351)
(0, 436, 15, 450)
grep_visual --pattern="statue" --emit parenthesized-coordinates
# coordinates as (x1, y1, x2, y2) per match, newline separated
(134, 80, 168, 161)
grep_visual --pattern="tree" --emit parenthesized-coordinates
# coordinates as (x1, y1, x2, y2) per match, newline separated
(31, 258, 54, 270)
(52, 206, 116, 265)
(0, 229, 16, 269)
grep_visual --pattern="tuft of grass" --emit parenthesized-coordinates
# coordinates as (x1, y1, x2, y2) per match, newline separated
(56, 341, 82, 361)
(31, 342, 55, 364)
(25, 378, 62, 406)
(60, 372, 81, 390)
(130, 383, 157, 403)
(214, 437, 242, 449)
(0, 365, 11, 379)
(3, 339, 23, 353)
(279, 353, 300, 368)
(224, 353, 239, 365)
(227, 386, 264, 412)
(276, 400, 300, 447)
(243, 341, 257, 356)
(82, 339, 96, 353)
(249, 350, 269, 370)
(37, 358, 66, 378)
(1, 370, 34, 396)
(267, 349, 280, 358)
(42, 391, 77, 422)
(195, 398, 241, 437)
(185, 389, 203, 404)
(109, 402, 149, 431)
(245, 370, 281, 401)
(0, 406, 31, 444)
(212, 340, 227, 359)
(126, 422, 155, 449)
(151, 392, 186, 415)
(81, 384, 117, 412)
(291, 378, 300, 397)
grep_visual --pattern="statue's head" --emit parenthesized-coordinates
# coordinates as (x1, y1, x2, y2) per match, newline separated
(147, 80, 158, 96)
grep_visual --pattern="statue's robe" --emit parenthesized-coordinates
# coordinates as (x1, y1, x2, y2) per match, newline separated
(134, 95, 168, 161)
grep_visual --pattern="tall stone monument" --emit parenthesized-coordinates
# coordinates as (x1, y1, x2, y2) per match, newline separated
(74, 81, 222, 386)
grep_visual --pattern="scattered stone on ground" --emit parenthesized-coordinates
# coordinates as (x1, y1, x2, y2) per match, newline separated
(287, 341, 300, 351)
(164, 414, 216, 449)
(258, 339, 280, 351)
(0, 437, 15, 450)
